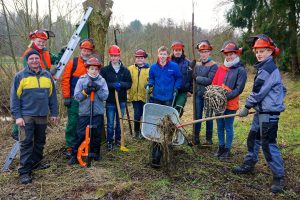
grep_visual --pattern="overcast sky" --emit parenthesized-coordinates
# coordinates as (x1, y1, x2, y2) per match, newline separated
(4, 0, 230, 30)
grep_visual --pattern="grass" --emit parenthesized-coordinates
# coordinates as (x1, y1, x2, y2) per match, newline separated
(0, 72, 299, 199)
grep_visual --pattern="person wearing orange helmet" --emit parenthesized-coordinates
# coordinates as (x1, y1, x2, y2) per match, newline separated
(212, 41, 247, 160)
(22, 29, 65, 70)
(127, 49, 150, 139)
(68, 56, 108, 165)
(61, 38, 95, 157)
(193, 40, 218, 146)
(233, 34, 286, 194)
(100, 45, 132, 150)
(170, 40, 193, 117)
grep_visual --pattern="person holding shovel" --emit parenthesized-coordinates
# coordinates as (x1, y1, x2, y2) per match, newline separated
(212, 41, 247, 160)
(145, 46, 182, 168)
(68, 56, 108, 165)
(193, 40, 218, 146)
(170, 40, 193, 117)
(127, 49, 150, 139)
(233, 34, 286, 194)
(100, 45, 132, 150)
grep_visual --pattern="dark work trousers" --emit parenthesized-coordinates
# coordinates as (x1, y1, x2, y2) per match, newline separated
(73, 114, 103, 156)
(18, 116, 47, 175)
(243, 113, 285, 177)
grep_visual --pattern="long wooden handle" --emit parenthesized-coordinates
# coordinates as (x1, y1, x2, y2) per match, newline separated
(177, 111, 255, 128)
(115, 90, 126, 149)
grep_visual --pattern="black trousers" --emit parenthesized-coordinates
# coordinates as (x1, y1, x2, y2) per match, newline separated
(18, 116, 47, 175)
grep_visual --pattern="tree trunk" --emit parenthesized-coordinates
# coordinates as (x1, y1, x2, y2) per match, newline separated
(83, 0, 113, 63)
(288, 0, 300, 76)
(48, 0, 52, 50)
(36, 0, 39, 29)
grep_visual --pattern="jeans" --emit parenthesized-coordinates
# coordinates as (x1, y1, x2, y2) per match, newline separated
(216, 109, 236, 149)
(106, 102, 125, 143)
(194, 95, 213, 140)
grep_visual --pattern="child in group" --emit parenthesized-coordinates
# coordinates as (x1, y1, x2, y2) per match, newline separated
(127, 49, 150, 139)
(212, 41, 247, 160)
(68, 56, 108, 165)
(193, 40, 218, 146)
(233, 34, 286, 194)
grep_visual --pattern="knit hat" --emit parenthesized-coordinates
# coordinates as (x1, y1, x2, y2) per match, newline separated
(25, 49, 40, 61)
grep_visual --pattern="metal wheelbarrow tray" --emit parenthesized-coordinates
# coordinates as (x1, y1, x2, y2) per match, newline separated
(141, 103, 185, 145)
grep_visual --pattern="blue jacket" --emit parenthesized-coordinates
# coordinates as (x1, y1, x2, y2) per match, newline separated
(10, 66, 58, 119)
(245, 56, 286, 113)
(74, 74, 109, 116)
(149, 60, 182, 101)
(171, 55, 192, 93)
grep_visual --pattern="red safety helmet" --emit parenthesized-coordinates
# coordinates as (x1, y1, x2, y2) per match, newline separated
(249, 34, 280, 57)
(171, 40, 185, 50)
(108, 45, 121, 56)
(134, 49, 148, 58)
(196, 40, 213, 51)
(29, 29, 55, 40)
(80, 38, 95, 50)
(220, 41, 243, 55)
(85, 57, 102, 69)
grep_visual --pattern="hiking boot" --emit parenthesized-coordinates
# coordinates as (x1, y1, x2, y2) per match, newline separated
(94, 154, 102, 161)
(193, 137, 200, 146)
(67, 155, 78, 165)
(32, 163, 50, 171)
(232, 163, 255, 174)
(63, 147, 73, 159)
(107, 142, 113, 151)
(271, 176, 285, 194)
(219, 148, 230, 160)
(115, 140, 121, 147)
(214, 145, 225, 157)
(202, 140, 213, 146)
(20, 173, 32, 184)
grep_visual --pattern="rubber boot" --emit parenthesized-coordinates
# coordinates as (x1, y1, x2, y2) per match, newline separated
(232, 163, 255, 174)
(134, 121, 141, 138)
(271, 176, 284, 194)
(151, 142, 162, 168)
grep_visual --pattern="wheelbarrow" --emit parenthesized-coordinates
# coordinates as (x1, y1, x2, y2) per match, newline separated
(141, 86, 185, 145)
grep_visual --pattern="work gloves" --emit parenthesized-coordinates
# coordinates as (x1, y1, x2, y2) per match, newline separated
(84, 81, 101, 95)
(64, 98, 72, 108)
(239, 107, 249, 117)
(112, 82, 121, 91)
(144, 83, 153, 89)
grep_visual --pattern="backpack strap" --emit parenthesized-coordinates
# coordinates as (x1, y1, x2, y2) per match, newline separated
(71, 57, 79, 76)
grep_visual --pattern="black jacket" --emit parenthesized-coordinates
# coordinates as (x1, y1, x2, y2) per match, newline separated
(100, 62, 132, 103)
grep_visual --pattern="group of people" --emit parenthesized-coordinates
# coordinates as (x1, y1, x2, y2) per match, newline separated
(10, 29, 286, 193)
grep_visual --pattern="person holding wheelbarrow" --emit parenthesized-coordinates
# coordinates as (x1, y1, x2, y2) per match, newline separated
(68, 56, 108, 165)
(145, 46, 182, 168)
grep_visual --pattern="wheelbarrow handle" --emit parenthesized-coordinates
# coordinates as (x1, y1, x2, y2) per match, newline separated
(146, 85, 150, 103)
(177, 111, 255, 128)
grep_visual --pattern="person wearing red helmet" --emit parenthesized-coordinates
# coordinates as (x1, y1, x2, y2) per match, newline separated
(68, 56, 109, 165)
(233, 34, 286, 194)
(193, 40, 218, 146)
(100, 45, 132, 150)
(127, 49, 150, 139)
(22, 29, 65, 71)
(212, 41, 247, 160)
(61, 38, 95, 157)
(170, 40, 193, 117)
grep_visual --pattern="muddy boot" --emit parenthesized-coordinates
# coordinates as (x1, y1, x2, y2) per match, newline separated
(232, 163, 255, 174)
(20, 173, 32, 184)
(32, 162, 50, 171)
(134, 122, 141, 139)
(67, 155, 78, 165)
(193, 135, 200, 146)
(271, 176, 285, 194)
(151, 143, 162, 168)
(214, 145, 225, 157)
(219, 148, 230, 160)
(107, 142, 113, 151)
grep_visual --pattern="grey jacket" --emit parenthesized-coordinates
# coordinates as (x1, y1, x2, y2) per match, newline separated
(245, 56, 286, 113)
(74, 74, 109, 116)
(194, 60, 218, 96)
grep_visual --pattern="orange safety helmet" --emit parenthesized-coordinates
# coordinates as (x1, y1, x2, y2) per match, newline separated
(196, 40, 213, 51)
(80, 38, 95, 50)
(108, 45, 121, 56)
(220, 41, 243, 55)
(171, 40, 185, 50)
(134, 49, 148, 58)
(249, 34, 280, 57)
(84, 57, 102, 69)
(29, 29, 55, 40)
